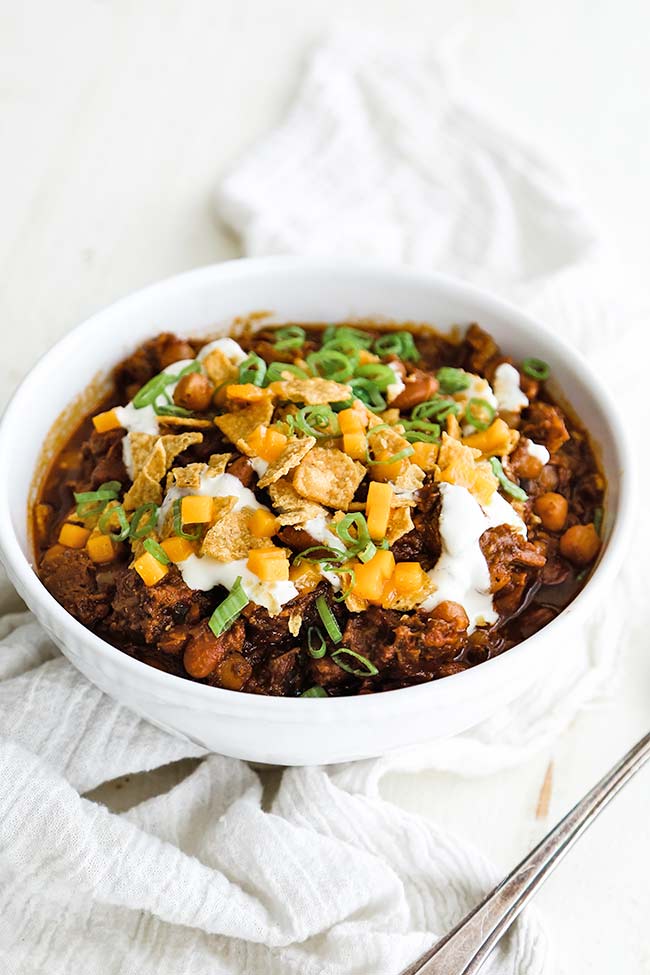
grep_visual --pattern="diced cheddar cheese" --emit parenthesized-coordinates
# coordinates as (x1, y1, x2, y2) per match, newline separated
(393, 561, 428, 594)
(226, 383, 271, 402)
(343, 431, 367, 461)
(368, 456, 406, 483)
(338, 408, 366, 435)
(289, 562, 322, 591)
(462, 418, 511, 457)
(86, 533, 115, 564)
(247, 548, 290, 581)
(181, 495, 213, 524)
(366, 481, 394, 540)
(160, 536, 195, 563)
(247, 425, 288, 462)
(357, 349, 380, 365)
(58, 523, 91, 549)
(134, 551, 169, 586)
(351, 548, 396, 603)
(92, 409, 122, 434)
(248, 508, 280, 538)
(411, 441, 439, 471)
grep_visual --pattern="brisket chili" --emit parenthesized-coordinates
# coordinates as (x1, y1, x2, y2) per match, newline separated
(33, 322, 605, 697)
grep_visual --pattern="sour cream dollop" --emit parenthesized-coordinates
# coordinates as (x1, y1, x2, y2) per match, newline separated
(493, 362, 529, 413)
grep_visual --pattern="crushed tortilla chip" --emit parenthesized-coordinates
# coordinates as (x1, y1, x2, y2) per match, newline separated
(160, 432, 203, 468)
(207, 453, 232, 476)
(367, 424, 410, 459)
(158, 415, 213, 430)
(345, 589, 368, 613)
(382, 575, 436, 611)
(257, 436, 316, 488)
(202, 347, 239, 387)
(123, 471, 163, 511)
(393, 463, 425, 497)
(268, 478, 328, 525)
(215, 399, 274, 446)
(288, 611, 303, 637)
(127, 433, 157, 478)
(171, 463, 205, 490)
(276, 377, 351, 405)
(386, 506, 414, 543)
(435, 432, 498, 506)
(293, 447, 365, 510)
(201, 505, 277, 562)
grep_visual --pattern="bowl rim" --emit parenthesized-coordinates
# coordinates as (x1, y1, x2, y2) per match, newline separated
(0, 256, 635, 720)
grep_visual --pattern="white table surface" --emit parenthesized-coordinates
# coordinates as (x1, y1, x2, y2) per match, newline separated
(2, 2, 649, 972)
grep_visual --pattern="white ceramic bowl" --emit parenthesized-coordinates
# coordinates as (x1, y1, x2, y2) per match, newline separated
(0, 258, 634, 765)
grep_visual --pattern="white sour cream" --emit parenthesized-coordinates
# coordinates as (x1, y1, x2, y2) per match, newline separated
(179, 555, 298, 615)
(525, 438, 550, 466)
(420, 482, 526, 631)
(386, 361, 406, 404)
(493, 362, 529, 413)
(250, 457, 269, 477)
(456, 374, 498, 435)
(196, 337, 247, 365)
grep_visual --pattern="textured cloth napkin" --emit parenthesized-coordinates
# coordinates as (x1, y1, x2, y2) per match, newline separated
(1, 33, 642, 975)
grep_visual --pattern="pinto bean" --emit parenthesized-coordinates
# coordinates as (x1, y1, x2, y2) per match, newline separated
(217, 653, 252, 690)
(183, 619, 245, 678)
(173, 372, 214, 412)
(158, 338, 196, 368)
(534, 492, 569, 532)
(559, 523, 601, 566)
(431, 600, 470, 632)
(391, 370, 439, 411)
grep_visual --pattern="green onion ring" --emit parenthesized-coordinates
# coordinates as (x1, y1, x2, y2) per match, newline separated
(208, 576, 249, 637)
(367, 446, 414, 466)
(401, 420, 441, 443)
(98, 504, 130, 542)
(143, 537, 171, 565)
(129, 503, 159, 540)
(301, 686, 328, 698)
(306, 626, 328, 659)
(238, 352, 267, 386)
(264, 362, 311, 384)
(490, 457, 528, 501)
(316, 595, 343, 643)
(412, 397, 460, 421)
(373, 332, 421, 361)
(331, 647, 379, 677)
(465, 397, 496, 431)
(349, 377, 386, 410)
(307, 348, 356, 383)
(354, 363, 397, 392)
(154, 403, 193, 418)
(436, 367, 471, 394)
(172, 498, 202, 541)
(294, 405, 340, 440)
(522, 357, 550, 381)
(273, 325, 306, 351)
(322, 325, 373, 348)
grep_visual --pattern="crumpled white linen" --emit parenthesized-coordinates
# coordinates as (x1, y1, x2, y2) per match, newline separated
(1, 32, 642, 975)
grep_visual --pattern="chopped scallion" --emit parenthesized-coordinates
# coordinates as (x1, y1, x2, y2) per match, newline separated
(307, 626, 327, 659)
(143, 538, 171, 565)
(98, 503, 130, 542)
(209, 576, 249, 637)
(273, 325, 306, 351)
(436, 367, 471, 394)
(522, 357, 550, 381)
(172, 498, 202, 541)
(238, 352, 267, 386)
(316, 595, 342, 643)
(331, 647, 379, 677)
(489, 457, 528, 501)
(129, 502, 159, 539)
(301, 686, 328, 698)
(465, 397, 496, 431)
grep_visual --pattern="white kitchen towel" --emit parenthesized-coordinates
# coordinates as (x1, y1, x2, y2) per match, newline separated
(1, 32, 643, 975)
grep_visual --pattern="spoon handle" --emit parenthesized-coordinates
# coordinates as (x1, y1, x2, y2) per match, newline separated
(402, 731, 650, 975)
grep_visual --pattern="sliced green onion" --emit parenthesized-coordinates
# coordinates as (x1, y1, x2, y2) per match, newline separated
(74, 481, 121, 519)
(331, 647, 378, 677)
(265, 362, 311, 384)
(358, 540, 377, 563)
(401, 420, 441, 443)
(209, 576, 249, 637)
(129, 503, 159, 539)
(307, 348, 356, 383)
(367, 446, 414, 466)
(373, 331, 420, 361)
(295, 545, 347, 567)
(98, 504, 130, 541)
(465, 397, 496, 431)
(522, 357, 550, 381)
(273, 325, 306, 351)
(436, 367, 471, 394)
(173, 361, 202, 380)
(354, 363, 396, 392)
(316, 594, 343, 643)
(322, 325, 373, 349)
(593, 506, 604, 536)
(154, 403, 194, 418)
(307, 626, 327, 659)
(330, 566, 356, 602)
(238, 352, 267, 386)
(172, 498, 202, 541)
(301, 686, 328, 698)
(143, 537, 171, 565)
(294, 405, 340, 439)
(412, 397, 460, 421)
(335, 512, 370, 552)
(349, 377, 386, 410)
(490, 457, 528, 501)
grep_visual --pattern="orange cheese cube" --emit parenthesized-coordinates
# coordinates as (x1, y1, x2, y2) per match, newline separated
(411, 441, 439, 471)
(134, 551, 169, 586)
(247, 425, 288, 463)
(366, 481, 394, 540)
(289, 562, 322, 591)
(393, 561, 428, 594)
(368, 456, 406, 483)
(247, 548, 290, 581)
(160, 536, 195, 563)
(351, 549, 396, 603)
(343, 431, 367, 461)
(86, 534, 116, 564)
(357, 349, 380, 365)
(92, 409, 122, 434)
(338, 408, 366, 435)
(181, 495, 213, 524)
(248, 509, 280, 538)
(58, 523, 91, 549)
(226, 383, 271, 402)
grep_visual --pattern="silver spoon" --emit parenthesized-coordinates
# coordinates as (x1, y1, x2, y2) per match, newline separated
(401, 731, 650, 975)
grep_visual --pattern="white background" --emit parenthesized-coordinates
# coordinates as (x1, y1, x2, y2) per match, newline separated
(2, 1, 649, 972)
